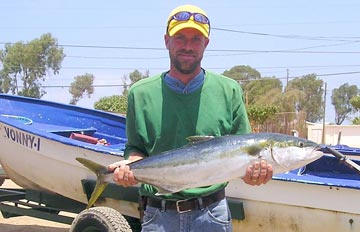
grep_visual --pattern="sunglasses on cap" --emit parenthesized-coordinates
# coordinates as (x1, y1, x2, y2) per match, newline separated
(168, 11, 210, 25)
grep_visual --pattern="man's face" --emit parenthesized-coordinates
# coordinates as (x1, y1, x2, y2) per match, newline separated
(165, 28, 209, 74)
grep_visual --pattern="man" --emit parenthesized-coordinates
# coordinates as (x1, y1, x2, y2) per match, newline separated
(109, 4, 273, 231)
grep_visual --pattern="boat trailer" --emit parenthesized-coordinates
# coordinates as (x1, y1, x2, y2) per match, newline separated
(0, 180, 143, 231)
(0, 187, 85, 224)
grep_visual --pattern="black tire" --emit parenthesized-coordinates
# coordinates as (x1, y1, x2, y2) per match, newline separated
(70, 206, 132, 232)
(0, 178, 4, 187)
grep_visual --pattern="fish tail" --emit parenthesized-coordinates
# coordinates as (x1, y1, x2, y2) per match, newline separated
(76, 157, 110, 208)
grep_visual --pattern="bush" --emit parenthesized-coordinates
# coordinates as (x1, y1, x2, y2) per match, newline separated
(94, 95, 127, 114)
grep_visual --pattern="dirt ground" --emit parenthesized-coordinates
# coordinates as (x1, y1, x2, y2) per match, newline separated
(0, 179, 70, 232)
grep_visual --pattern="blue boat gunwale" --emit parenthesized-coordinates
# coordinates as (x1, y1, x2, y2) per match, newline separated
(0, 116, 126, 156)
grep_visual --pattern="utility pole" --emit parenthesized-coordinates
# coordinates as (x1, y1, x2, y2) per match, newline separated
(321, 82, 327, 144)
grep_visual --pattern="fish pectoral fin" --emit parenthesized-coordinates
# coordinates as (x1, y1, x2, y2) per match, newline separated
(243, 144, 263, 157)
(186, 135, 215, 145)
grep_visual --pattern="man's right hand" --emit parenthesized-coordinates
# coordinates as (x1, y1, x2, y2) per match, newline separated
(108, 152, 144, 187)
(108, 160, 138, 187)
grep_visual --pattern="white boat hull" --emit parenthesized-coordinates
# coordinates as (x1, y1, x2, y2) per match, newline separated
(227, 177, 360, 231)
(0, 122, 140, 218)
(231, 197, 358, 231)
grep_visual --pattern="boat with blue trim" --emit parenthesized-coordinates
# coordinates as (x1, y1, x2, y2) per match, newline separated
(0, 93, 359, 231)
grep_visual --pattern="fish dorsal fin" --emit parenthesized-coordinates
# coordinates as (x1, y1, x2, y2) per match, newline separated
(186, 135, 215, 145)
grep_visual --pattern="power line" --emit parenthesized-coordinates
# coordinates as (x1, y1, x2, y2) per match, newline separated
(40, 84, 126, 88)
(1, 41, 360, 54)
(212, 27, 360, 42)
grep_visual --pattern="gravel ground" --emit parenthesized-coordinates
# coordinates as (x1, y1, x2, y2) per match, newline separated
(0, 180, 70, 232)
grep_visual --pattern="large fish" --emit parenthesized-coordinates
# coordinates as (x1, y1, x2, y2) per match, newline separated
(77, 132, 323, 208)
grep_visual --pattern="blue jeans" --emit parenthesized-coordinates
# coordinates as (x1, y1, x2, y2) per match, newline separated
(141, 198, 232, 232)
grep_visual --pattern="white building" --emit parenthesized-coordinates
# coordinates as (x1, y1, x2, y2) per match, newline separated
(307, 122, 360, 147)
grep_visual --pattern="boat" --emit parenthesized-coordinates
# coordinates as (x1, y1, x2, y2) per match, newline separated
(0, 93, 360, 232)
(0, 94, 139, 218)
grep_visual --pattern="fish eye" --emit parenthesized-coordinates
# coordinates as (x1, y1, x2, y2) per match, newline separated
(298, 141, 304, 148)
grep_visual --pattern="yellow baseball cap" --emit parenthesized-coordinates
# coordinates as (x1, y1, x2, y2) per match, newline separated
(167, 5, 210, 38)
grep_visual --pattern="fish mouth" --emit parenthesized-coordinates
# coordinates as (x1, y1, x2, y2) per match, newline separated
(306, 145, 324, 163)
(313, 145, 324, 156)
(270, 144, 323, 171)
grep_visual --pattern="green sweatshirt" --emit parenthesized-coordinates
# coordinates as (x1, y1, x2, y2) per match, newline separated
(125, 70, 251, 200)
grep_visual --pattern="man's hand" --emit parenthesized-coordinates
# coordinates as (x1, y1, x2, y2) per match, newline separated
(108, 160, 138, 187)
(242, 160, 273, 186)
(108, 152, 144, 187)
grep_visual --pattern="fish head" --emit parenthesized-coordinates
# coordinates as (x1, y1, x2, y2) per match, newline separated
(264, 136, 323, 173)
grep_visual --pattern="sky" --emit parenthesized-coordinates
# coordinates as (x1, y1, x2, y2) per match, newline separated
(1, 0, 359, 124)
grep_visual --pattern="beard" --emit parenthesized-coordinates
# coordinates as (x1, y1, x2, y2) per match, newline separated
(170, 51, 202, 74)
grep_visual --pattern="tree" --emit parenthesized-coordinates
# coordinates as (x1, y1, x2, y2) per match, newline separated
(69, 73, 94, 105)
(0, 33, 65, 98)
(353, 117, 360, 125)
(222, 65, 261, 89)
(245, 77, 282, 105)
(285, 74, 324, 123)
(0, 73, 4, 93)
(121, 74, 129, 96)
(350, 95, 360, 125)
(222, 65, 261, 81)
(331, 83, 358, 125)
(93, 70, 149, 113)
(350, 95, 360, 111)
(129, 69, 149, 88)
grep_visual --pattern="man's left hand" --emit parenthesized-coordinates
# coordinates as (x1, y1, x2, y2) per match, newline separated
(242, 160, 273, 186)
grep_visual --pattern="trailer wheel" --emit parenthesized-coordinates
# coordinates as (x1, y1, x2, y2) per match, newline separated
(70, 206, 132, 232)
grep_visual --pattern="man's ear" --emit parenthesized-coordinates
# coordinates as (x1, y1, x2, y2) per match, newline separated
(204, 38, 210, 48)
(164, 34, 170, 50)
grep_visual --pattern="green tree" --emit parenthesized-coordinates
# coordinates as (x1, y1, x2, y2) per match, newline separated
(222, 65, 261, 81)
(129, 69, 149, 88)
(0, 73, 4, 93)
(350, 95, 360, 125)
(285, 74, 324, 123)
(121, 74, 129, 96)
(222, 65, 261, 89)
(350, 95, 360, 111)
(245, 77, 282, 105)
(69, 73, 94, 105)
(0, 33, 65, 98)
(353, 117, 360, 125)
(331, 83, 358, 125)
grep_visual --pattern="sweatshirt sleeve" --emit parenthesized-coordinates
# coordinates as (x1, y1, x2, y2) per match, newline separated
(231, 84, 252, 135)
(124, 90, 147, 159)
